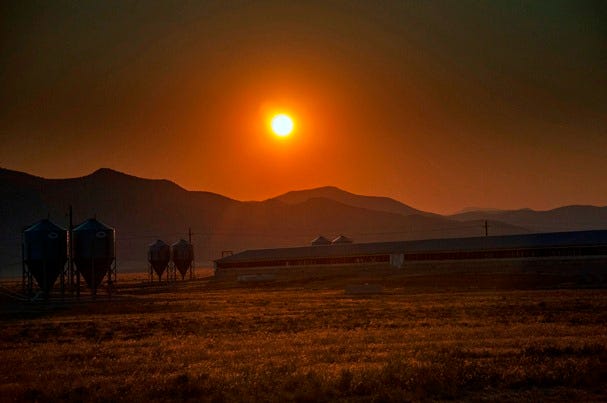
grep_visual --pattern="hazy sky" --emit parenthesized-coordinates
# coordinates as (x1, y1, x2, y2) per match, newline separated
(1, 1, 606, 214)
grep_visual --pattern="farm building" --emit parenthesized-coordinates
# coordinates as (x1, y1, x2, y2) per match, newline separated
(214, 230, 607, 272)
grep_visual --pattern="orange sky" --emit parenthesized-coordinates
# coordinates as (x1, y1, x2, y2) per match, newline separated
(1, 1, 606, 214)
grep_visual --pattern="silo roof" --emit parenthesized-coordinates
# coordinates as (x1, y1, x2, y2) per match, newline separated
(73, 218, 114, 231)
(150, 239, 168, 247)
(24, 219, 66, 233)
(172, 239, 191, 247)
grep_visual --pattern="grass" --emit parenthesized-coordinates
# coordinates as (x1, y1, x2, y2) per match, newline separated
(0, 266, 606, 401)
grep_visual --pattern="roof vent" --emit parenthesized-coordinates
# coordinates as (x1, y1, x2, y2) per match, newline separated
(332, 235, 353, 244)
(311, 235, 331, 246)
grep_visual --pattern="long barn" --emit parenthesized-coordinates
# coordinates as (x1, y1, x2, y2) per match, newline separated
(214, 230, 607, 272)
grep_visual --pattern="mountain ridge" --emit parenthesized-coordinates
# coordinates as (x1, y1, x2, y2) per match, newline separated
(449, 205, 607, 232)
(270, 185, 441, 218)
(3, 166, 606, 276)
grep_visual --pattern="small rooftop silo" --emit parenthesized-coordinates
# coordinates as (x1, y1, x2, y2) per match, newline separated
(311, 235, 331, 246)
(148, 240, 170, 281)
(332, 235, 353, 244)
(72, 218, 116, 294)
(23, 219, 68, 297)
(171, 239, 193, 280)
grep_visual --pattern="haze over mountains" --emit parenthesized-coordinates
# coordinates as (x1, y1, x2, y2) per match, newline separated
(271, 186, 436, 218)
(1, 167, 606, 276)
(448, 207, 607, 233)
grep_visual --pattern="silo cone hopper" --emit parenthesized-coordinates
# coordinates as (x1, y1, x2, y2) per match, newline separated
(148, 240, 170, 280)
(23, 219, 68, 295)
(171, 239, 193, 279)
(73, 218, 115, 292)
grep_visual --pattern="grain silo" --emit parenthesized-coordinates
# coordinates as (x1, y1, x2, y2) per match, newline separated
(148, 239, 171, 281)
(72, 218, 116, 294)
(22, 219, 68, 296)
(171, 239, 193, 280)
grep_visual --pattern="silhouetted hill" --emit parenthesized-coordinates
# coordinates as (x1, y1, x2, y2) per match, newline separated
(271, 186, 439, 217)
(0, 167, 527, 276)
(453, 207, 511, 215)
(449, 205, 607, 232)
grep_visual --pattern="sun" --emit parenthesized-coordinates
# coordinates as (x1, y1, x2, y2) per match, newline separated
(271, 114, 294, 137)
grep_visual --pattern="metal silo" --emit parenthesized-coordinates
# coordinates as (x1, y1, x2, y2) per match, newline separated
(148, 239, 170, 281)
(23, 219, 68, 296)
(72, 218, 116, 294)
(171, 239, 193, 280)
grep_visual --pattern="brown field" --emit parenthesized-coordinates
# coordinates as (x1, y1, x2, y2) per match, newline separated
(1, 264, 606, 402)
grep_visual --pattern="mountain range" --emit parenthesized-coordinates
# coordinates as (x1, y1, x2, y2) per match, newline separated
(1, 167, 606, 276)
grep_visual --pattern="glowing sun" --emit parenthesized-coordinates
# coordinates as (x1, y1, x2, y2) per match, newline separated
(271, 114, 294, 137)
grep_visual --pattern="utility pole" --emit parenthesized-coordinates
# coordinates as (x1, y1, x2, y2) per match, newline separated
(68, 205, 80, 298)
(68, 205, 74, 293)
(188, 227, 194, 280)
(484, 220, 488, 237)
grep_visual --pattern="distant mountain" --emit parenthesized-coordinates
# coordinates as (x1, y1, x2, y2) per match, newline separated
(0, 168, 525, 276)
(449, 206, 607, 232)
(453, 207, 511, 215)
(271, 186, 440, 217)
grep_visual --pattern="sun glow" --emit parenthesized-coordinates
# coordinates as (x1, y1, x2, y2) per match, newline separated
(271, 114, 294, 137)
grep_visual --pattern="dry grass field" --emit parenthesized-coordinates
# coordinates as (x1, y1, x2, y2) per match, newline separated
(1, 264, 606, 402)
